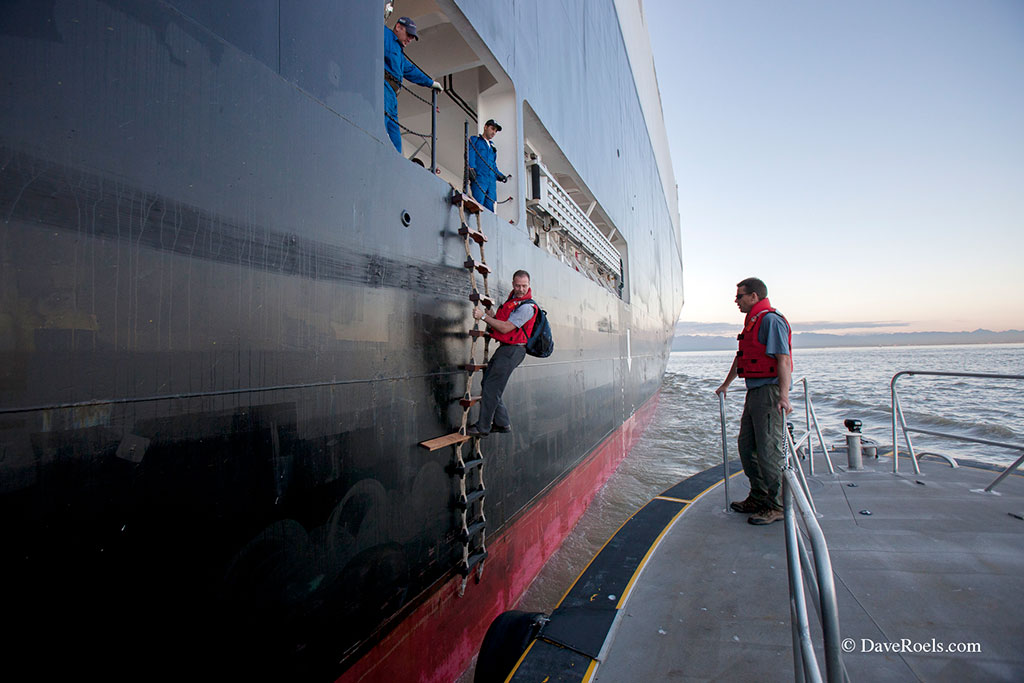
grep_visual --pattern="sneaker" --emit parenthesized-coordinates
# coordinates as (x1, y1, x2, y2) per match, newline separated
(748, 507, 784, 525)
(465, 424, 489, 438)
(490, 424, 511, 433)
(729, 496, 761, 513)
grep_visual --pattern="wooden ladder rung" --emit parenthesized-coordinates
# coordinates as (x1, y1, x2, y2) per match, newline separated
(469, 292, 494, 308)
(464, 259, 491, 276)
(460, 457, 485, 475)
(419, 432, 472, 451)
(458, 549, 488, 576)
(447, 456, 483, 477)
(459, 224, 488, 244)
(456, 487, 487, 509)
(460, 520, 487, 543)
(461, 363, 487, 372)
(468, 330, 489, 339)
(451, 189, 483, 214)
(460, 395, 481, 407)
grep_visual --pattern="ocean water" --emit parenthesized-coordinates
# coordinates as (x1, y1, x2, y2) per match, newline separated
(516, 343, 1024, 613)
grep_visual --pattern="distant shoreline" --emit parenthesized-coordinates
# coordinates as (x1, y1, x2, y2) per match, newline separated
(672, 330, 1024, 353)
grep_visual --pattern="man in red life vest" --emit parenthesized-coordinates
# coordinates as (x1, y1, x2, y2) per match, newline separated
(466, 270, 538, 437)
(715, 277, 793, 525)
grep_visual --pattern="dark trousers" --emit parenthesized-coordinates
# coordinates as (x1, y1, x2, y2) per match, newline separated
(737, 383, 786, 510)
(474, 344, 526, 434)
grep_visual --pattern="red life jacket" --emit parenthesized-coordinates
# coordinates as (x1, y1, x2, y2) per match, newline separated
(490, 288, 538, 345)
(736, 298, 792, 378)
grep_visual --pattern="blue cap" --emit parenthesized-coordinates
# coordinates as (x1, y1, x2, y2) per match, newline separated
(396, 16, 418, 39)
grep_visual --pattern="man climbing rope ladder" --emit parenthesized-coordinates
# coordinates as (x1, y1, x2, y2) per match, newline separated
(467, 270, 537, 436)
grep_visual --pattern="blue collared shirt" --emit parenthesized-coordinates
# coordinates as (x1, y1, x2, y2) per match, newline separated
(468, 135, 504, 179)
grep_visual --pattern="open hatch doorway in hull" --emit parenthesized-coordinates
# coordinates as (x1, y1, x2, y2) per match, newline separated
(391, 0, 520, 226)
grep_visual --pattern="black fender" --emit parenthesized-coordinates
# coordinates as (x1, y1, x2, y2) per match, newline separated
(474, 610, 546, 683)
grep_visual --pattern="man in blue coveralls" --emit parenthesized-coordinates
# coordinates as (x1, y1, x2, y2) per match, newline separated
(384, 17, 441, 153)
(467, 119, 509, 211)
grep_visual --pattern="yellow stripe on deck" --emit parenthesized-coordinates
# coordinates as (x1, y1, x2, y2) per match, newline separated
(615, 504, 689, 609)
(655, 495, 691, 503)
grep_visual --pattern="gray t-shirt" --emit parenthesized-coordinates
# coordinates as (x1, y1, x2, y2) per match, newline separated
(745, 311, 791, 389)
(506, 302, 536, 331)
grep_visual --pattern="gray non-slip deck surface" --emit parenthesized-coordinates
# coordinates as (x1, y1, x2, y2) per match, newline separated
(594, 456, 1024, 682)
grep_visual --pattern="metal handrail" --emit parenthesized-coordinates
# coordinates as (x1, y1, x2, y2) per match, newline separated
(718, 393, 731, 511)
(718, 377, 831, 513)
(890, 371, 1024, 491)
(787, 427, 817, 516)
(719, 382, 845, 681)
(525, 160, 621, 274)
(792, 377, 834, 475)
(717, 390, 806, 511)
(430, 89, 437, 173)
(784, 466, 844, 683)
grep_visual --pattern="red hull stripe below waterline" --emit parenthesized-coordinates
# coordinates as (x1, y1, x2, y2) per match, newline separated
(337, 392, 661, 683)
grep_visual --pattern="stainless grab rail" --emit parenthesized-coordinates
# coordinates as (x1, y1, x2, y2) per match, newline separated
(430, 88, 438, 174)
(891, 371, 1024, 491)
(784, 465, 844, 683)
(787, 426, 817, 516)
(717, 391, 813, 512)
(718, 378, 831, 513)
(792, 377, 834, 475)
(718, 393, 731, 511)
(720, 383, 845, 681)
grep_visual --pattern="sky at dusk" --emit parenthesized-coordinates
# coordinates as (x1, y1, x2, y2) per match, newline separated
(645, 0, 1024, 334)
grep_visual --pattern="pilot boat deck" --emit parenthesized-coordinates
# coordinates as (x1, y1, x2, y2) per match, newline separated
(507, 451, 1024, 682)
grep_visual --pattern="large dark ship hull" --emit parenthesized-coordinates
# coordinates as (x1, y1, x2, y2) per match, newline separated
(0, 1, 683, 680)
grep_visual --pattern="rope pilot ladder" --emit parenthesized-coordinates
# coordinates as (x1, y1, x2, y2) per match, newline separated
(419, 189, 493, 596)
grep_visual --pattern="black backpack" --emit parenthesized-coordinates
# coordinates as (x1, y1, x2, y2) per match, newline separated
(518, 299, 554, 358)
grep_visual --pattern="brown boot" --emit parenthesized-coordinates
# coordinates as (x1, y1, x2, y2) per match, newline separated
(748, 507, 784, 525)
(730, 496, 761, 513)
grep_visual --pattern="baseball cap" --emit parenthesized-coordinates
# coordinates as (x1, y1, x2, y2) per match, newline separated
(485, 119, 502, 131)
(396, 16, 418, 39)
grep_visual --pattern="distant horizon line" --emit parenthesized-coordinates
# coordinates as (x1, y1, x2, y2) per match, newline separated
(674, 340, 1024, 350)
(675, 324, 1024, 336)
(672, 328, 1024, 352)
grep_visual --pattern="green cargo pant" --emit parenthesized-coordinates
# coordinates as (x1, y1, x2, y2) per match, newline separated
(737, 383, 786, 511)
